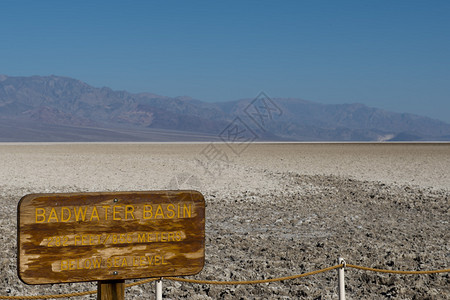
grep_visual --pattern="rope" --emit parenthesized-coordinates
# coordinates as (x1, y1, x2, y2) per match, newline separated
(125, 278, 159, 287)
(0, 290, 96, 299)
(347, 264, 450, 275)
(0, 265, 341, 299)
(0, 279, 160, 299)
(165, 264, 343, 285)
(0, 263, 449, 299)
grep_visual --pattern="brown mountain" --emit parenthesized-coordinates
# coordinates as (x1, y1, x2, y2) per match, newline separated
(0, 75, 449, 142)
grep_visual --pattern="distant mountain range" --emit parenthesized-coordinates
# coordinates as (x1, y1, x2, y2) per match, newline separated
(0, 74, 449, 142)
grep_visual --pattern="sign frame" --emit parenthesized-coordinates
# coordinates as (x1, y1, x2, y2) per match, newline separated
(17, 190, 205, 285)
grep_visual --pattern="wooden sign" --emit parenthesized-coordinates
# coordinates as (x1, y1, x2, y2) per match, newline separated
(18, 190, 205, 285)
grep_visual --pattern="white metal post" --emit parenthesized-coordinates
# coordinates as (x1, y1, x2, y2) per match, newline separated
(156, 279, 163, 300)
(338, 257, 346, 300)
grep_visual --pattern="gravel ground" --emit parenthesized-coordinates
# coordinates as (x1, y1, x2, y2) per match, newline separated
(0, 143, 449, 299)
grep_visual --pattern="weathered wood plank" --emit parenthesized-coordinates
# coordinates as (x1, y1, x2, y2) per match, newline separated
(18, 190, 205, 284)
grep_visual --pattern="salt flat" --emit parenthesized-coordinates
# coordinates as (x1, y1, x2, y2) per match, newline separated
(0, 143, 448, 299)
(0, 142, 448, 192)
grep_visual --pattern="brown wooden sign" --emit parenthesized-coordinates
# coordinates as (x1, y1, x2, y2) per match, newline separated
(18, 190, 205, 285)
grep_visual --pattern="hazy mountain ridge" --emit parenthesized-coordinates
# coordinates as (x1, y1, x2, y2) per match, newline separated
(0, 75, 449, 142)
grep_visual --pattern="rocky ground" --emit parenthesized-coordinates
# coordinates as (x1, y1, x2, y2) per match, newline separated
(0, 143, 449, 299)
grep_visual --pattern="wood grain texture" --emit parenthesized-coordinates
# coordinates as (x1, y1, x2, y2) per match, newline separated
(97, 281, 125, 300)
(18, 190, 205, 285)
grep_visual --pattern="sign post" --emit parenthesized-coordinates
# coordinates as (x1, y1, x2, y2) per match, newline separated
(97, 280, 125, 300)
(17, 190, 205, 294)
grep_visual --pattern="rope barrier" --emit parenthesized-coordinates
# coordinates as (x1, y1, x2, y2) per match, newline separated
(165, 264, 342, 285)
(0, 263, 448, 299)
(347, 264, 450, 275)
(0, 279, 160, 300)
(0, 290, 96, 299)
(125, 278, 159, 287)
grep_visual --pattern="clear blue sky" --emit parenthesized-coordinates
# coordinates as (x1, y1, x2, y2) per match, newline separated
(1, 0, 449, 122)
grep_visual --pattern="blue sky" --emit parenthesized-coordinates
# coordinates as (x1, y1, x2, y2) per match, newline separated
(1, 0, 449, 122)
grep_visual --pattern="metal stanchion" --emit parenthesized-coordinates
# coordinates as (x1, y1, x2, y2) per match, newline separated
(156, 278, 163, 300)
(338, 257, 346, 300)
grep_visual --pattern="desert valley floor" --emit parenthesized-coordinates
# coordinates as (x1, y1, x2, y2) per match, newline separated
(0, 143, 449, 299)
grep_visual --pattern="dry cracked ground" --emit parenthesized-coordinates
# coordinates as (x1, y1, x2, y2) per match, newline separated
(0, 143, 449, 299)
